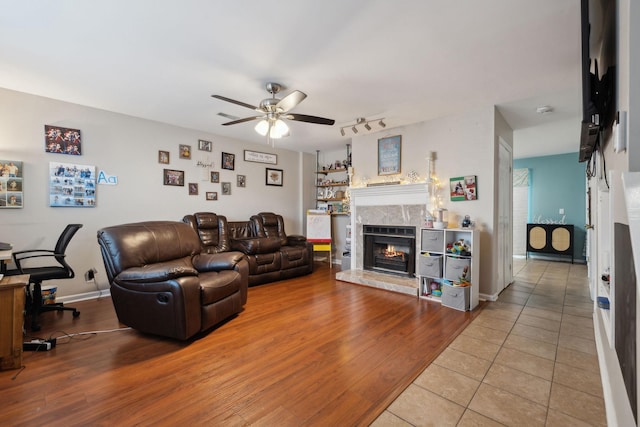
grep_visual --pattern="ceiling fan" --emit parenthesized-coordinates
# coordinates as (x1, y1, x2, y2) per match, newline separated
(212, 83, 335, 141)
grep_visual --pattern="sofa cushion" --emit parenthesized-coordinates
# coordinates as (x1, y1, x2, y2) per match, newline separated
(199, 270, 242, 305)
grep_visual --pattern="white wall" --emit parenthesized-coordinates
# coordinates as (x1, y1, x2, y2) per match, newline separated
(0, 87, 314, 297)
(350, 106, 502, 297)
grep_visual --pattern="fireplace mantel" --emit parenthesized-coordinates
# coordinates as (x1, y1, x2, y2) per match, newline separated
(350, 183, 428, 207)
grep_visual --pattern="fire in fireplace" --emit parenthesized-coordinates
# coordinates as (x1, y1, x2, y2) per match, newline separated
(363, 225, 416, 277)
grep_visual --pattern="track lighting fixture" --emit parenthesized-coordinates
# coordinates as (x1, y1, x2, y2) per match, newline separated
(339, 117, 386, 136)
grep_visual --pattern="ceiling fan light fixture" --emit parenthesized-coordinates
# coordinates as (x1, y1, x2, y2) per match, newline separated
(270, 119, 289, 139)
(254, 119, 269, 136)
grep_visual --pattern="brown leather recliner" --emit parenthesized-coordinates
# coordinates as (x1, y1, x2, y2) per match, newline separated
(250, 212, 314, 280)
(97, 221, 248, 340)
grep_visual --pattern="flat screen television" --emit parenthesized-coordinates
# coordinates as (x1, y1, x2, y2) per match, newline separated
(579, 0, 616, 163)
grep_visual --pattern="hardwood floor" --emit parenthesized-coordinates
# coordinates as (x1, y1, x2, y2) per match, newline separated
(0, 263, 479, 426)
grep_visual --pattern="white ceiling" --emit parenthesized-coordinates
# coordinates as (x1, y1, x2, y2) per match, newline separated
(0, 0, 582, 158)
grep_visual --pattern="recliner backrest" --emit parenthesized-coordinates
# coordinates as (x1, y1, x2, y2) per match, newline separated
(183, 212, 230, 254)
(97, 221, 201, 283)
(250, 212, 287, 246)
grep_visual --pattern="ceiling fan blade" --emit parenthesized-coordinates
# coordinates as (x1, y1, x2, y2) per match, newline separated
(222, 116, 262, 126)
(286, 114, 335, 126)
(276, 90, 307, 112)
(217, 112, 240, 120)
(212, 95, 259, 111)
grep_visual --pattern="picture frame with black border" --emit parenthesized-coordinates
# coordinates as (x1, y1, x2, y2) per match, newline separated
(210, 171, 220, 183)
(206, 191, 218, 201)
(266, 168, 283, 186)
(198, 139, 212, 152)
(244, 149, 277, 164)
(222, 152, 235, 170)
(163, 169, 184, 186)
(237, 174, 246, 187)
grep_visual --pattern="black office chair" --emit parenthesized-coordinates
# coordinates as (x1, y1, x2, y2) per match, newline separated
(11, 224, 83, 331)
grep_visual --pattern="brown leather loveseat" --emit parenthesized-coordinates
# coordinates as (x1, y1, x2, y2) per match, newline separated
(97, 220, 248, 340)
(183, 212, 313, 286)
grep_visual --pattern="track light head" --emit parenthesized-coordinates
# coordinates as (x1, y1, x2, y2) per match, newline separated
(352, 126, 358, 134)
(379, 120, 386, 128)
(364, 122, 372, 131)
(340, 128, 346, 136)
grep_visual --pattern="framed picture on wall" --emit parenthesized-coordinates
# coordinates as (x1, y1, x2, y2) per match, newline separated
(266, 168, 283, 186)
(198, 139, 212, 152)
(378, 135, 401, 175)
(221, 182, 231, 195)
(158, 150, 170, 164)
(44, 125, 82, 155)
(210, 171, 220, 183)
(179, 144, 191, 159)
(163, 169, 184, 186)
(222, 152, 235, 170)
(206, 191, 218, 201)
(188, 183, 198, 195)
(49, 162, 96, 207)
(237, 175, 246, 187)
(0, 160, 24, 208)
(450, 175, 477, 201)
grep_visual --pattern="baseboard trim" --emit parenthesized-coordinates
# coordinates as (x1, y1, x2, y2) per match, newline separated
(57, 289, 111, 304)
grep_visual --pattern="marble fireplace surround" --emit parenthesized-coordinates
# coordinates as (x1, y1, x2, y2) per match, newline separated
(336, 183, 428, 295)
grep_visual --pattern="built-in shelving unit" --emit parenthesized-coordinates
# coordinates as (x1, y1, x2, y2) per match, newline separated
(315, 145, 351, 215)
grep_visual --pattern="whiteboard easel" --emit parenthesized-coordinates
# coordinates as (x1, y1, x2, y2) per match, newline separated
(306, 211, 332, 267)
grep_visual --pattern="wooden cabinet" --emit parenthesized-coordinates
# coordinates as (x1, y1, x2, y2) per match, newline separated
(526, 223, 574, 263)
(418, 228, 479, 311)
(0, 274, 28, 371)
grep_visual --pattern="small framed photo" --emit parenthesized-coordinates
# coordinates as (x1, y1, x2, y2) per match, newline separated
(222, 152, 235, 170)
(206, 191, 218, 201)
(210, 171, 220, 183)
(158, 150, 170, 164)
(237, 174, 246, 187)
(266, 168, 283, 186)
(450, 175, 477, 201)
(179, 144, 191, 159)
(221, 182, 231, 195)
(45, 125, 82, 155)
(188, 183, 198, 195)
(163, 169, 184, 186)
(198, 139, 212, 152)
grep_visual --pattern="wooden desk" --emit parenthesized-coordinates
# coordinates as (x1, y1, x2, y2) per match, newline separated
(0, 274, 28, 370)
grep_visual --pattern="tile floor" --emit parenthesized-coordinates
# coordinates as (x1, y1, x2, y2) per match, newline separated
(371, 258, 607, 427)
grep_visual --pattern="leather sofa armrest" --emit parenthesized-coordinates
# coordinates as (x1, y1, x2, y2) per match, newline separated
(192, 251, 245, 271)
(115, 259, 198, 283)
(231, 237, 281, 255)
(287, 234, 308, 246)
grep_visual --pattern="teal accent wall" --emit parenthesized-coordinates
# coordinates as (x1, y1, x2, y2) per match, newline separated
(514, 153, 587, 261)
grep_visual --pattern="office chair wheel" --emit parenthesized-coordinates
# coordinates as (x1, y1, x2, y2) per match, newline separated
(73, 310, 80, 318)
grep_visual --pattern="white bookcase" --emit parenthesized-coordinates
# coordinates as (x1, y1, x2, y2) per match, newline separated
(418, 228, 480, 310)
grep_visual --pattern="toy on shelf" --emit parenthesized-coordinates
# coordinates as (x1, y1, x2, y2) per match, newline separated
(447, 239, 471, 256)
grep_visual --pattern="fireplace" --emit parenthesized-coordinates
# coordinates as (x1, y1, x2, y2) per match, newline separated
(363, 225, 416, 277)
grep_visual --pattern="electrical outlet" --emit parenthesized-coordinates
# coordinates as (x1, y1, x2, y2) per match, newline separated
(84, 268, 97, 282)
